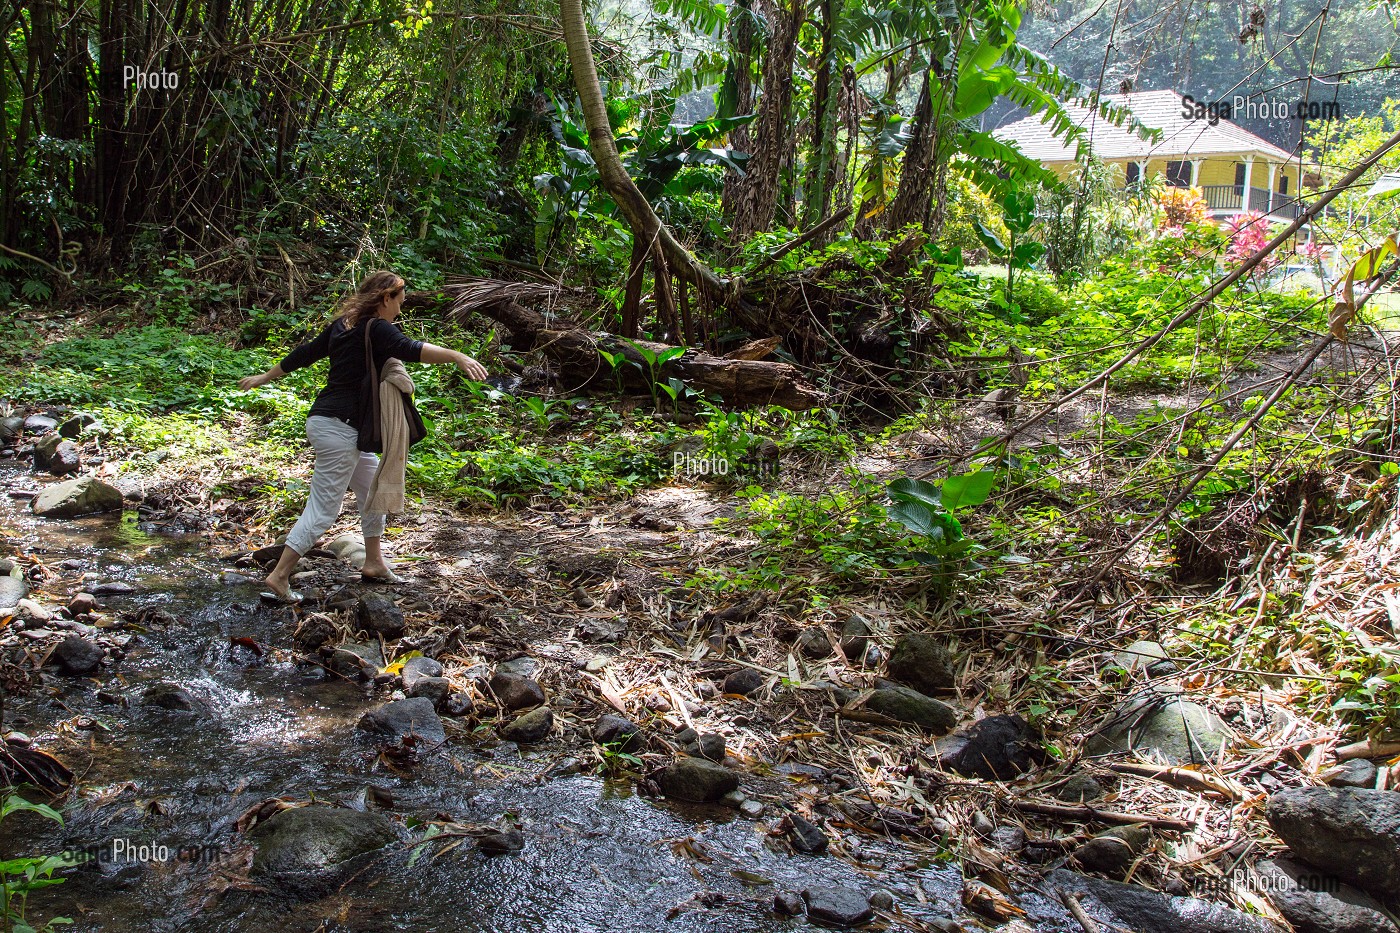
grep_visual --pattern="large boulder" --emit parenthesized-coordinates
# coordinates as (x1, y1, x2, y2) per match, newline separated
(0, 574, 27, 610)
(864, 682, 958, 734)
(31, 477, 124, 518)
(47, 635, 105, 675)
(885, 634, 955, 695)
(933, 714, 1047, 780)
(357, 697, 445, 746)
(1044, 869, 1282, 933)
(250, 806, 396, 876)
(1265, 787, 1400, 897)
(490, 671, 546, 710)
(1256, 858, 1399, 933)
(656, 758, 739, 803)
(1085, 694, 1232, 765)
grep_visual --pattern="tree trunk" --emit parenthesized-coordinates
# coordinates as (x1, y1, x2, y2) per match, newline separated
(883, 69, 938, 233)
(559, 0, 728, 304)
(719, 0, 756, 223)
(730, 0, 804, 240)
(801, 0, 842, 230)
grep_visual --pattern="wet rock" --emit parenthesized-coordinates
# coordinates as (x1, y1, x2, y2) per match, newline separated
(740, 799, 765, 818)
(442, 693, 474, 717)
(67, 592, 98, 616)
(1055, 774, 1106, 803)
(48, 635, 104, 675)
(1256, 857, 1399, 933)
(683, 732, 726, 762)
(722, 667, 765, 697)
(796, 628, 833, 659)
(865, 682, 958, 734)
(774, 891, 805, 916)
(868, 889, 895, 911)
(23, 414, 58, 434)
(31, 477, 124, 518)
(250, 806, 396, 876)
(1045, 869, 1281, 933)
(1266, 787, 1400, 897)
(1074, 825, 1151, 877)
(90, 581, 136, 596)
(784, 813, 829, 854)
(991, 824, 1027, 853)
(932, 715, 1047, 780)
(886, 634, 955, 695)
(407, 676, 451, 706)
(34, 434, 81, 475)
(1327, 759, 1377, 789)
(356, 592, 404, 637)
(499, 706, 553, 743)
(593, 714, 643, 754)
(0, 416, 23, 440)
(656, 757, 739, 802)
(399, 656, 443, 692)
(58, 413, 95, 438)
(0, 575, 27, 610)
(357, 697, 446, 746)
(326, 641, 382, 679)
(1085, 695, 1231, 765)
(477, 829, 525, 855)
(802, 886, 874, 927)
(490, 671, 546, 710)
(16, 599, 53, 623)
(497, 656, 539, 678)
(142, 683, 207, 714)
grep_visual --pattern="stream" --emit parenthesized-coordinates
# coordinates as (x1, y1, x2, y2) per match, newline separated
(0, 466, 1006, 932)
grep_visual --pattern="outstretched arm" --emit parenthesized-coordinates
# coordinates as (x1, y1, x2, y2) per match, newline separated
(239, 364, 286, 390)
(419, 343, 488, 381)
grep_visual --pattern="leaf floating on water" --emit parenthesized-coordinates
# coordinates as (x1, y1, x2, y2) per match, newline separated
(730, 870, 773, 886)
(229, 636, 264, 657)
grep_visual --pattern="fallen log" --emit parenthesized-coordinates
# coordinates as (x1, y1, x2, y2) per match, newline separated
(446, 281, 826, 410)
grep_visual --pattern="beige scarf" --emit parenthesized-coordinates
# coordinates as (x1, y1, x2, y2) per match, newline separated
(366, 359, 415, 514)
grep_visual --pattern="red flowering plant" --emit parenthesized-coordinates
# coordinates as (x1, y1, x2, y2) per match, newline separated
(1222, 210, 1282, 285)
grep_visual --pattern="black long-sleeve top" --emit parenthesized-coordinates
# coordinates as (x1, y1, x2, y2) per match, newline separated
(278, 316, 424, 424)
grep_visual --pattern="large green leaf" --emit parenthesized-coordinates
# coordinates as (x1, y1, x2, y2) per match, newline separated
(940, 470, 996, 509)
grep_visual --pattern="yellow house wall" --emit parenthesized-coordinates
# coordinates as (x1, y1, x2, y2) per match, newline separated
(1043, 157, 1299, 194)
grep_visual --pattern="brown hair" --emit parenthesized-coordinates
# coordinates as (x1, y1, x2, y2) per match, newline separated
(337, 270, 404, 328)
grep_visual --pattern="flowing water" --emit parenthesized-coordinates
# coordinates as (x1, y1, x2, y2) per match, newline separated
(0, 471, 1001, 932)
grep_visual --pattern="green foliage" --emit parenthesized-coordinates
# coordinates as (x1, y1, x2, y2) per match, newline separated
(1, 791, 82, 932)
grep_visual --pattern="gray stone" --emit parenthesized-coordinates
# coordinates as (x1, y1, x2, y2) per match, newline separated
(407, 676, 451, 706)
(933, 714, 1046, 780)
(356, 592, 404, 637)
(774, 891, 805, 916)
(499, 706, 553, 743)
(1256, 858, 1399, 933)
(1328, 759, 1378, 789)
(886, 634, 955, 695)
(68, 592, 98, 616)
(802, 886, 874, 927)
(496, 656, 539, 678)
(490, 671, 545, 710)
(90, 581, 136, 596)
(796, 628, 833, 659)
(684, 733, 726, 762)
(16, 599, 52, 623)
(0, 416, 23, 440)
(657, 757, 739, 802)
(142, 683, 207, 714)
(1045, 869, 1282, 933)
(250, 806, 396, 876)
(357, 697, 445, 746)
(58, 413, 95, 438)
(868, 889, 895, 911)
(0, 575, 27, 610)
(722, 667, 765, 697)
(48, 635, 104, 675)
(1074, 825, 1151, 877)
(31, 477, 124, 518)
(477, 829, 524, 855)
(23, 414, 58, 434)
(326, 641, 383, 679)
(1085, 696, 1232, 765)
(785, 813, 829, 854)
(1112, 640, 1176, 676)
(1266, 787, 1400, 897)
(593, 715, 643, 754)
(399, 656, 443, 691)
(840, 614, 872, 660)
(1055, 774, 1106, 803)
(865, 682, 958, 734)
(442, 693, 473, 717)
(34, 434, 80, 475)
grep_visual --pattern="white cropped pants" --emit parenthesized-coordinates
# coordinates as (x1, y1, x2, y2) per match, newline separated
(284, 415, 386, 555)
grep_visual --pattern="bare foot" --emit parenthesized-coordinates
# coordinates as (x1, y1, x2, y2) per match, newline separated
(263, 573, 300, 602)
